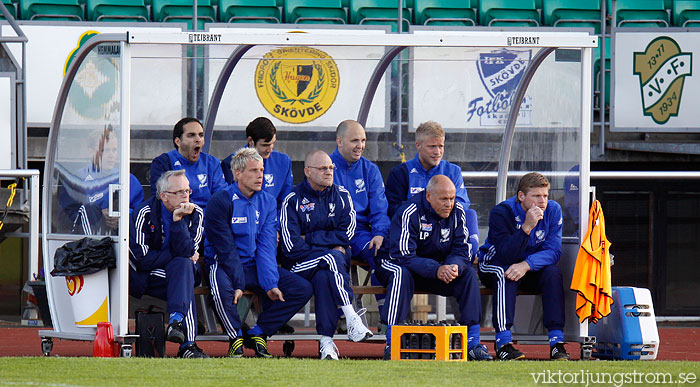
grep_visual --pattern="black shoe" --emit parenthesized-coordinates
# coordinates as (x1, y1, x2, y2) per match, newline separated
(383, 345, 391, 360)
(166, 321, 185, 344)
(177, 343, 209, 358)
(245, 335, 273, 358)
(496, 343, 525, 360)
(278, 323, 295, 334)
(228, 338, 244, 358)
(550, 342, 570, 360)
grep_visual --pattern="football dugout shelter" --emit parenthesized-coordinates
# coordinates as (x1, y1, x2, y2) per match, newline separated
(37, 27, 597, 356)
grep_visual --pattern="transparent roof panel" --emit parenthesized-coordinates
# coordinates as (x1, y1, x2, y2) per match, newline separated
(49, 43, 124, 236)
(47, 30, 592, 242)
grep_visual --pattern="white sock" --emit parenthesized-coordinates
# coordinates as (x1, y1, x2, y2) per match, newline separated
(341, 305, 357, 319)
(320, 335, 334, 344)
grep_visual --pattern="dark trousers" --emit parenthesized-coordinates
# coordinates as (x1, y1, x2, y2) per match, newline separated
(375, 258, 482, 327)
(208, 261, 313, 339)
(289, 249, 354, 337)
(479, 263, 565, 333)
(141, 256, 199, 342)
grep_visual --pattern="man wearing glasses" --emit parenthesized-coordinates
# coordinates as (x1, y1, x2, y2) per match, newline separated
(205, 148, 312, 358)
(280, 150, 373, 360)
(129, 170, 208, 358)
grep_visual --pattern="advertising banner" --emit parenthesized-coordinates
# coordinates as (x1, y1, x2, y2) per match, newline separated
(613, 31, 696, 132)
(410, 31, 582, 132)
(207, 27, 388, 131)
(1, 23, 183, 128)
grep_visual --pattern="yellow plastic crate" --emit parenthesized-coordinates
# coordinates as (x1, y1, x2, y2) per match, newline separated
(390, 324, 468, 361)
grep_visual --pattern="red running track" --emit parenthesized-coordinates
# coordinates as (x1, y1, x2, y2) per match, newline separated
(1, 327, 697, 360)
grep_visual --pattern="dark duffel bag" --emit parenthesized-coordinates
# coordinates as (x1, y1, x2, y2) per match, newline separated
(135, 306, 165, 358)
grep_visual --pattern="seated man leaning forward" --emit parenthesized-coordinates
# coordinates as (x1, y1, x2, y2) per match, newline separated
(375, 175, 492, 361)
(129, 170, 208, 358)
(280, 150, 373, 360)
(478, 172, 569, 361)
(205, 148, 313, 358)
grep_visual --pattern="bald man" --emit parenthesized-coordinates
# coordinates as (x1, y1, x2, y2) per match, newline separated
(280, 150, 373, 360)
(330, 120, 389, 293)
(375, 175, 491, 361)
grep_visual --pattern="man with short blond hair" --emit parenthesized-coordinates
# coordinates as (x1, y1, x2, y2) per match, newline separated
(478, 172, 569, 361)
(385, 120, 470, 219)
(129, 169, 208, 358)
(205, 148, 312, 358)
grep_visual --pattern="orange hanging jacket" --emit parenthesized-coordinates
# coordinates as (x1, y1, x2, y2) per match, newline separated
(570, 199, 614, 323)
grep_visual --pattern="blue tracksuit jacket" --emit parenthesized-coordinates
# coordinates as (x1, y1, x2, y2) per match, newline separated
(279, 179, 356, 267)
(204, 184, 279, 292)
(478, 196, 563, 271)
(379, 191, 472, 278)
(221, 149, 293, 212)
(385, 154, 469, 218)
(150, 149, 227, 209)
(57, 163, 143, 234)
(128, 196, 204, 297)
(330, 149, 389, 238)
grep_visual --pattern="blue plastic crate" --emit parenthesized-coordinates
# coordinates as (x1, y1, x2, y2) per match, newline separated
(589, 287, 659, 360)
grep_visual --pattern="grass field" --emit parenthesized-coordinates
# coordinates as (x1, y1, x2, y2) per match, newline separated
(0, 358, 698, 386)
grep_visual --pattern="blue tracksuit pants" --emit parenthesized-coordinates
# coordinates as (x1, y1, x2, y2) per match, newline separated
(209, 260, 313, 339)
(140, 256, 199, 342)
(374, 258, 482, 327)
(478, 263, 565, 333)
(289, 249, 354, 337)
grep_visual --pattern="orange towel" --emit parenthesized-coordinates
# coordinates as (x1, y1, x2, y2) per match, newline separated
(570, 200, 614, 323)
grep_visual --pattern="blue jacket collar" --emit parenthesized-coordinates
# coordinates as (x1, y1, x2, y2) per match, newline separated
(169, 148, 200, 167)
(330, 148, 357, 170)
(506, 196, 527, 218)
(230, 181, 260, 201)
(410, 153, 435, 173)
(300, 178, 331, 198)
(160, 201, 172, 225)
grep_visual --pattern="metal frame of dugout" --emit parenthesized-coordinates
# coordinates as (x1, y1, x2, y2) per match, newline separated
(39, 29, 597, 356)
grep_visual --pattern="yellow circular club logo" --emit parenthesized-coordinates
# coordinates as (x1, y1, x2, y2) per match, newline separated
(255, 47, 339, 124)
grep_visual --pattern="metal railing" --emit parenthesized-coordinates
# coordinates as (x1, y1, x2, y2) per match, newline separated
(0, 169, 40, 284)
(463, 171, 700, 180)
(0, 3, 29, 171)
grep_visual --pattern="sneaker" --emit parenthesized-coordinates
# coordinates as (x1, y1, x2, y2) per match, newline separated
(228, 337, 244, 358)
(550, 342, 570, 361)
(467, 344, 493, 361)
(166, 321, 185, 344)
(245, 335, 273, 358)
(177, 343, 209, 359)
(320, 337, 339, 360)
(347, 309, 373, 342)
(496, 343, 525, 360)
